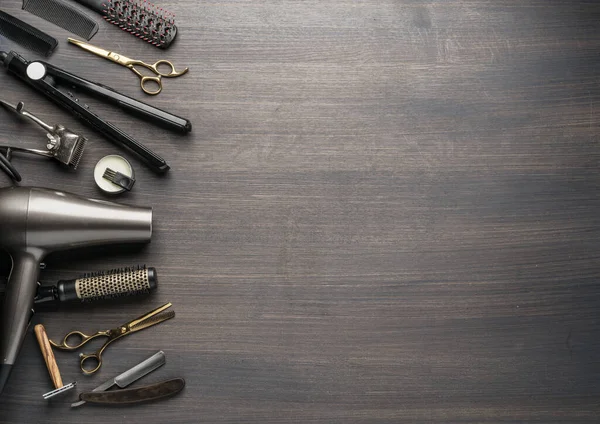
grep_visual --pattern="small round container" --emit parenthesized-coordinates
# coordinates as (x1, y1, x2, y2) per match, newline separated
(94, 155, 134, 195)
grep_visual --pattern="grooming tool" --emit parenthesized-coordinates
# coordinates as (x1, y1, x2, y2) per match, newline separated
(34, 324, 77, 399)
(79, 378, 185, 405)
(0, 186, 152, 394)
(68, 38, 188, 95)
(71, 350, 166, 408)
(94, 155, 135, 194)
(35, 266, 157, 308)
(22, 0, 99, 40)
(103, 168, 136, 191)
(51, 302, 174, 374)
(0, 51, 192, 174)
(0, 150, 21, 182)
(0, 100, 87, 170)
(0, 10, 58, 57)
(72, 0, 177, 49)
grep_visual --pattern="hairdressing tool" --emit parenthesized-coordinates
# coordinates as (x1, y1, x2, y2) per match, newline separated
(51, 302, 174, 374)
(0, 51, 192, 173)
(94, 155, 135, 194)
(0, 10, 58, 57)
(34, 324, 77, 399)
(68, 38, 188, 95)
(34, 266, 157, 308)
(0, 100, 86, 178)
(22, 0, 99, 40)
(0, 266, 157, 306)
(79, 378, 185, 406)
(0, 150, 21, 182)
(71, 0, 177, 49)
(103, 168, 136, 191)
(71, 350, 166, 408)
(0, 186, 152, 395)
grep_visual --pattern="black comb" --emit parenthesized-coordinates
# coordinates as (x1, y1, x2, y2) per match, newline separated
(73, 0, 177, 48)
(0, 10, 58, 56)
(22, 0, 99, 41)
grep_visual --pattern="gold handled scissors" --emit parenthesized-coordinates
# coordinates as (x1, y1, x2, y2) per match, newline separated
(67, 38, 189, 95)
(50, 303, 175, 374)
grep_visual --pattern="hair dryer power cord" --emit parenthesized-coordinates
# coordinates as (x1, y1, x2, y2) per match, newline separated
(0, 149, 21, 182)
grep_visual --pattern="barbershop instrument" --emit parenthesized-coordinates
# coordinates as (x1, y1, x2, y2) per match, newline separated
(68, 38, 189, 95)
(51, 302, 174, 374)
(22, 0, 99, 40)
(0, 10, 57, 57)
(34, 266, 158, 308)
(0, 150, 21, 182)
(0, 186, 152, 394)
(0, 100, 86, 179)
(79, 378, 185, 406)
(72, 0, 178, 49)
(103, 168, 136, 191)
(71, 350, 166, 408)
(0, 51, 192, 173)
(34, 324, 77, 399)
(94, 155, 136, 194)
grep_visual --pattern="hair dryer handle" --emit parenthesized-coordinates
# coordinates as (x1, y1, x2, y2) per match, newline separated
(0, 251, 43, 394)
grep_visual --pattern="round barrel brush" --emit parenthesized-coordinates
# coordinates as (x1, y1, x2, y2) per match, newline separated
(35, 266, 158, 307)
(74, 0, 178, 48)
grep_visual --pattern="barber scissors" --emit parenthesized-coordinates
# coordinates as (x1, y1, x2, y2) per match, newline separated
(50, 303, 174, 374)
(67, 38, 189, 95)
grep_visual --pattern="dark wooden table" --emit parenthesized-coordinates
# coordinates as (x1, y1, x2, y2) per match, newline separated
(1, 1, 599, 422)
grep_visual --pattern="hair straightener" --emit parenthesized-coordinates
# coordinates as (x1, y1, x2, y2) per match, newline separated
(0, 50, 192, 173)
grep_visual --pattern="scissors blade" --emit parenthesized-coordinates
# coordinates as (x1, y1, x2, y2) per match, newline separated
(130, 310, 175, 332)
(125, 302, 174, 333)
(68, 37, 113, 60)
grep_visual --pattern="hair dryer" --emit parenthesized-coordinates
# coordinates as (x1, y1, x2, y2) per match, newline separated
(0, 186, 152, 394)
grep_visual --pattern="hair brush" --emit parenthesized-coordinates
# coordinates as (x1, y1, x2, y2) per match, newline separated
(34, 266, 158, 307)
(73, 0, 178, 48)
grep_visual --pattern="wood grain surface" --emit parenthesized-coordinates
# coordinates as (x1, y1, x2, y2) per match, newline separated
(0, 0, 599, 422)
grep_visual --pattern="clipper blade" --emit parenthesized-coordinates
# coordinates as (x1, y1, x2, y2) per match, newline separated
(49, 127, 87, 169)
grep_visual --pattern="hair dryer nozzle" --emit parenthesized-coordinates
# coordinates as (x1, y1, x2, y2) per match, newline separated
(0, 187, 152, 394)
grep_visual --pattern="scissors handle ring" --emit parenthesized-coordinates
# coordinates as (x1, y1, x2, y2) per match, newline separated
(50, 330, 108, 350)
(140, 75, 163, 95)
(151, 60, 188, 78)
(79, 352, 103, 374)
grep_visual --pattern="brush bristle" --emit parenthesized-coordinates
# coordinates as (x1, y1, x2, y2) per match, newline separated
(76, 265, 155, 302)
(102, 0, 177, 48)
(0, 10, 57, 56)
(22, 0, 99, 40)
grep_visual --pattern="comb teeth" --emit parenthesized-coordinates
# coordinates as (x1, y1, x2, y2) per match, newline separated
(0, 10, 58, 56)
(22, 0, 99, 40)
(102, 0, 177, 48)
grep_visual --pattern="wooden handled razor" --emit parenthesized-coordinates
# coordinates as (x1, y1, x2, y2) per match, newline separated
(34, 324, 76, 399)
